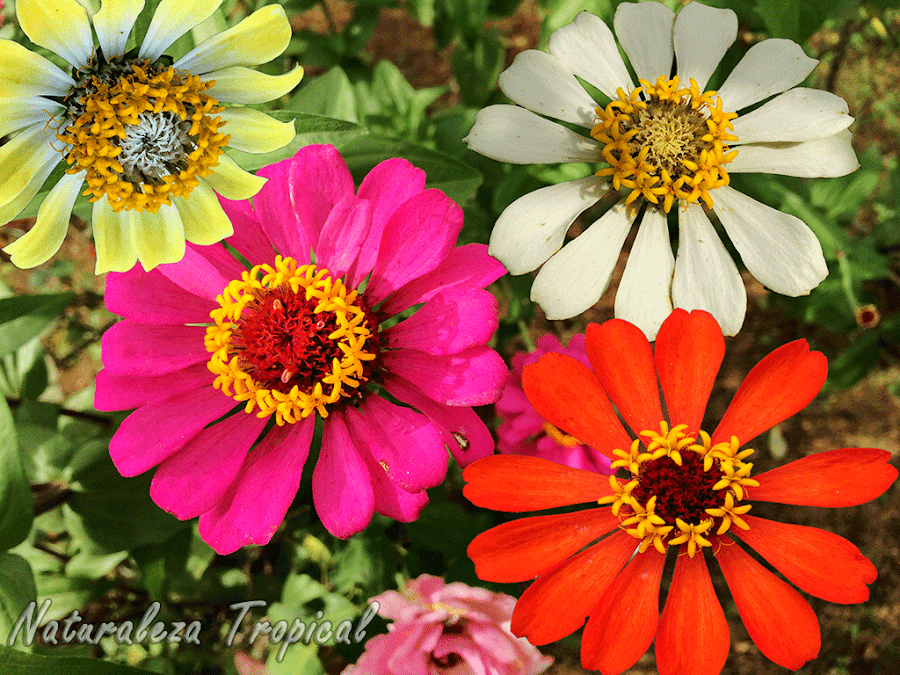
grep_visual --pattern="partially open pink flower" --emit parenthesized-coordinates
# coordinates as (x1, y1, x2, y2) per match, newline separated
(95, 144, 507, 553)
(345, 575, 553, 675)
(497, 334, 612, 473)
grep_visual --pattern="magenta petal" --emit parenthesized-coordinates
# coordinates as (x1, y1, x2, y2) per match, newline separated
(384, 289, 499, 355)
(156, 245, 236, 300)
(313, 411, 375, 538)
(150, 412, 268, 520)
(101, 322, 209, 376)
(384, 346, 507, 406)
(383, 374, 496, 466)
(364, 189, 464, 306)
(314, 194, 372, 279)
(105, 267, 217, 325)
(219, 195, 276, 265)
(110, 386, 236, 476)
(94, 362, 211, 411)
(380, 244, 507, 317)
(198, 417, 315, 553)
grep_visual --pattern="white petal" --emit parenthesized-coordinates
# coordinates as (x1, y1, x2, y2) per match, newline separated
(673, 2, 737, 91)
(0, 156, 60, 226)
(17, 0, 94, 68)
(489, 176, 608, 275)
(732, 88, 853, 144)
(548, 11, 633, 100)
(464, 105, 600, 164)
(728, 129, 859, 178)
(0, 40, 75, 97)
(614, 207, 674, 340)
(614, 1, 675, 84)
(0, 123, 60, 209)
(205, 66, 304, 104)
(718, 39, 818, 111)
(174, 5, 291, 75)
(93, 0, 144, 59)
(93, 198, 137, 274)
(531, 200, 635, 320)
(218, 108, 295, 154)
(0, 96, 63, 138)
(131, 204, 186, 271)
(174, 179, 233, 246)
(139, 0, 222, 62)
(204, 153, 267, 200)
(499, 50, 598, 127)
(672, 204, 745, 336)
(3, 172, 82, 268)
(713, 186, 827, 296)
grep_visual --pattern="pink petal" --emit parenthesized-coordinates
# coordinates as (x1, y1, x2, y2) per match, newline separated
(219, 195, 276, 265)
(314, 194, 372, 279)
(150, 412, 268, 520)
(156, 245, 238, 300)
(105, 266, 217, 325)
(198, 417, 315, 554)
(100, 321, 208, 376)
(364, 189, 463, 306)
(94, 362, 212, 411)
(313, 411, 375, 538)
(384, 289, 499, 355)
(110, 386, 237, 476)
(379, 244, 506, 317)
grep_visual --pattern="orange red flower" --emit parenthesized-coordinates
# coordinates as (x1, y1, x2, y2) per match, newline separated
(464, 309, 897, 675)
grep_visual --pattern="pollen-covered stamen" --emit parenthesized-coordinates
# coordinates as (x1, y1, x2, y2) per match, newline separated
(591, 76, 738, 212)
(541, 421, 581, 447)
(205, 257, 381, 425)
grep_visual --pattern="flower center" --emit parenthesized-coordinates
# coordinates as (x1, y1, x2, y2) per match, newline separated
(55, 56, 228, 214)
(600, 422, 758, 557)
(591, 76, 738, 212)
(541, 421, 581, 448)
(205, 257, 381, 425)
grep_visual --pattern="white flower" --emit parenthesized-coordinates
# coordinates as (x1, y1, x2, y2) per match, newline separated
(465, 1, 858, 338)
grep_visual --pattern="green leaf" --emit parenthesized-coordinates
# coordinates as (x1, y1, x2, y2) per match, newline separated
(0, 553, 37, 650)
(290, 67, 359, 123)
(0, 645, 159, 674)
(827, 331, 882, 391)
(0, 294, 74, 359)
(754, 0, 854, 42)
(0, 398, 32, 551)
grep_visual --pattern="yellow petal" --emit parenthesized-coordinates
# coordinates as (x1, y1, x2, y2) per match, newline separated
(173, 179, 233, 246)
(174, 5, 291, 75)
(0, 123, 60, 209)
(204, 153, 266, 201)
(138, 0, 222, 62)
(16, 0, 94, 68)
(0, 96, 62, 139)
(93, 198, 137, 274)
(131, 204, 186, 271)
(93, 0, 145, 59)
(205, 66, 303, 105)
(218, 108, 295, 154)
(0, 157, 59, 226)
(3, 173, 83, 268)
(0, 40, 75, 97)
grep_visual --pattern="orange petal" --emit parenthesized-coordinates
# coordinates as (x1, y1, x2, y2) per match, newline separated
(581, 549, 666, 674)
(712, 339, 826, 446)
(656, 548, 730, 675)
(511, 531, 635, 645)
(462, 454, 614, 512)
(732, 515, 877, 604)
(715, 537, 820, 670)
(467, 508, 619, 583)
(654, 309, 724, 433)
(751, 447, 898, 507)
(586, 319, 663, 438)
(523, 352, 632, 457)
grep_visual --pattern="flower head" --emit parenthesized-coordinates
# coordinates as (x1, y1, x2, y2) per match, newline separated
(466, 1, 858, 338)
(497, 333, 612, 473)
(344, 575, 553, 675)
(464, 309, 897, 675)
(95, 144, 508, 553)
(1, 0, 303, 273)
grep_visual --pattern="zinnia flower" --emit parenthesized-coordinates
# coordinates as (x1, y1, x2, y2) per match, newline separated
(344, 574, 553, 675)
(497, 333, 611, 473)
(465, 1, 859, 338)
(94, 144, 507, 553)
(464, 309, 897, 675)
(1, 0, 303, 273)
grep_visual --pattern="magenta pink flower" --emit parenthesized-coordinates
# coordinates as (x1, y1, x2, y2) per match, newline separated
(345, 575, 553, 675)
(497, 334, 612, 474)
(95, 144, 508, 553)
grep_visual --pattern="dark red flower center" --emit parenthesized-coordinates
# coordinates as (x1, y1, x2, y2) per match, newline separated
(631, 450, 724, 526)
